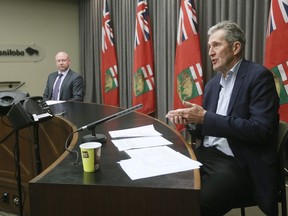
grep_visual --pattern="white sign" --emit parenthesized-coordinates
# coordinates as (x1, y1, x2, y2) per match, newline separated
(0, 44, 45, 62)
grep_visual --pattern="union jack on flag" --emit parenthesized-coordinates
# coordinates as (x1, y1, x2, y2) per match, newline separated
(177, 0, 199, 45)
(267, 0, 288, 36)
(279, 0, 288, 23)
(266, 2, 276, 36)
(134, 0, 150, 47)
(102, 0, 115, 53)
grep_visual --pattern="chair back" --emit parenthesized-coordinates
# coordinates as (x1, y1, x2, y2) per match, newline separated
(277, 121, 288, 171)
(230, 121, 288, 216)
(277, 121, 288, 153)
(277, 121, 288, 216)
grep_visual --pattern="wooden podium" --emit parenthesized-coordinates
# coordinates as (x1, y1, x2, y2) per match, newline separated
(0, 114, 77, 215)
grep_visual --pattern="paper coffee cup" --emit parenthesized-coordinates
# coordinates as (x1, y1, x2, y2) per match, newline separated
(83, 172, 97, 184)
(80, 142, 102, 172)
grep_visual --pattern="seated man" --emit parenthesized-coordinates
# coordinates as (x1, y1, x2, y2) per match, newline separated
(166, 20, 279, 216)
(43, 51, 85, 101)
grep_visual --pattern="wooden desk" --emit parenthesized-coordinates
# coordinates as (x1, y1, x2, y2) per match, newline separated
(29, 102, 200, 216)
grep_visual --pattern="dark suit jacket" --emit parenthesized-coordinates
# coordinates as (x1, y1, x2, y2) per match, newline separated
(43, 69, 85, 101)
(191, 59, 279, 215)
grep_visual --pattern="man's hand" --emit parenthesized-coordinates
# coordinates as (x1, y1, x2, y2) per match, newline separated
(165, 101, 206, 125)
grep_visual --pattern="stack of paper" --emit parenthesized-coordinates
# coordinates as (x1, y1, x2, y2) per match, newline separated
(109, 124, 201, 180)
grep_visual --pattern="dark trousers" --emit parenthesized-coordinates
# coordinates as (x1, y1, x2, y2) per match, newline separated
(195, 146, 253, 216)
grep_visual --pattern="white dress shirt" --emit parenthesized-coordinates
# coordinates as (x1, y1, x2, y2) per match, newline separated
(203, 59, 243, 156)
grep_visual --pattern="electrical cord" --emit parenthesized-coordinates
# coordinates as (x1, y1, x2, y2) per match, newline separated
(64, 131, 79, 165)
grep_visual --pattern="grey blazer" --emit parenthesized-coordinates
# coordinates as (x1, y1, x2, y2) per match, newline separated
(43, 69, 85, 101)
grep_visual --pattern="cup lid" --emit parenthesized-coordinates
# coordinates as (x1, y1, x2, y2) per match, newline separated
(80, 142, 102, 149)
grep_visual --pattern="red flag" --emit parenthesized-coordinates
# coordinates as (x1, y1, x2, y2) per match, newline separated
(174, 0, 204, 131)
(132, 0, 156, 114)
(265, 0, 288, 123)
(101, 0, 119, 106)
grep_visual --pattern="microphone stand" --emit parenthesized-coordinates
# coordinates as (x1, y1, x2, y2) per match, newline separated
(82, 126, 107, 143)
(13, 124, 42, 216)
(77, 104, 143, 143)
(33, 123, 42, 174)
(6, 98, 53, 216)
(14, 130, 24, 216)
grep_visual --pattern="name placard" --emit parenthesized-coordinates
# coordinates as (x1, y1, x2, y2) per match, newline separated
(0, 44, 45, 62)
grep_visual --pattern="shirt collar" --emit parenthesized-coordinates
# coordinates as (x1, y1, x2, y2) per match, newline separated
(230, 58, 243, 74)
(221, 58, 243, 80)
(58, 68, 69, 76)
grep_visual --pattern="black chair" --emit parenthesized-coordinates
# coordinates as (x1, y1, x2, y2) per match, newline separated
(238, 121, 288, 216)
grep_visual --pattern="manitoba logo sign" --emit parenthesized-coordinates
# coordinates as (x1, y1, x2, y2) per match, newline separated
(0, 44, 44, 62)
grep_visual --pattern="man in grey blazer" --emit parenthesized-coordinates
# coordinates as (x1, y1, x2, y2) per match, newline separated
(43, 52, 85, 101)
(166, 21, 279, 216)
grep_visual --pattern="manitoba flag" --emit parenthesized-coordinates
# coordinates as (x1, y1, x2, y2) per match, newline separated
(174, 0, 203, 130)
(101, 0, 119, 106)
(265, 0, 288, 123)
(132, 0, 156, 114)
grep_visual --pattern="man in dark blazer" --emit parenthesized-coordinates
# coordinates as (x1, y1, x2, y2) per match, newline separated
(166, 21, 279, 216)
(43, 51, 85, 101)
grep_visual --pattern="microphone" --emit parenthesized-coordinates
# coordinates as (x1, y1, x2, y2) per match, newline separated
(77, 104, 143, 143)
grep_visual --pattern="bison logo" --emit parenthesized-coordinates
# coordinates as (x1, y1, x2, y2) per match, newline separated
(25, 47, 39, 56)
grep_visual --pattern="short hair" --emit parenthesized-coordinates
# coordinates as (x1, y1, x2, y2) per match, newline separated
(208, 20, 246, 56)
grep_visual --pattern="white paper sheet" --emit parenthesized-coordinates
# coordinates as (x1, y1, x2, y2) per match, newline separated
(109, 124, 162, 138)
(118, 146, 202, 180)
(111, 136, 172, 151)
(46, 100, 66, 105)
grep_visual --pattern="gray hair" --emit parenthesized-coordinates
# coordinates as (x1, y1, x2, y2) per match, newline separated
(208, 20, 246, 56)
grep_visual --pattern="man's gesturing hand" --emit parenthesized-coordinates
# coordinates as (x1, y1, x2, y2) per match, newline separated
(165, 101, 206, 125)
